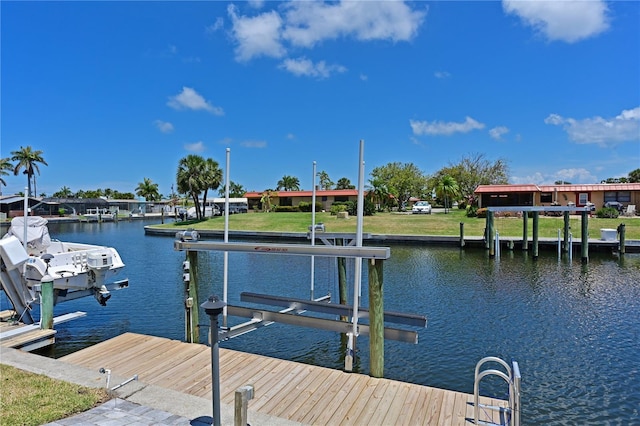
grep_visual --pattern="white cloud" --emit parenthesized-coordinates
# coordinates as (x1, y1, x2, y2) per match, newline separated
(511, 168, 598, 185)
(281, 1, 426, 48)
(167, 87, 224, 115)
(489, 126, 509, 140)
(502, 0, 610, 43)
(434, 71, 451, 79)
(410, 116, 485, 136)
(226, 1, 426, 62)
(359, 73, 368, 81)
(241, 140, 267, 148)
(154, 120, 174, 133)
(206, 17, 224, 34)
(279, 57, 347, 79)
(555, 168, 597, 183)
(185, 141, 206, 152)
(545, 107, 640, 146)
(227, 4, 286, 62)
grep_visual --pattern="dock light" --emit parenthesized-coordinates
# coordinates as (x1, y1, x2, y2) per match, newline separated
(202, 295, 226, 426)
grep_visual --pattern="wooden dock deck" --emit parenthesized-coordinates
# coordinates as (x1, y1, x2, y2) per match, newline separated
(60, 333, 509, 425)
(0, 310, 86, 352)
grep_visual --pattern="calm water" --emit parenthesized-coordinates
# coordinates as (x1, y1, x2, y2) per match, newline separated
(2, 218, 639, 424)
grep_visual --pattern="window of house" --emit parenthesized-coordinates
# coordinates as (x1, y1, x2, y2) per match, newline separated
(618, 191, 631, 202)
(604, 192, 617, 202)
(335, 196, 349, 202)
(540, 193, 553, 203)
(578, 193, 589, 205)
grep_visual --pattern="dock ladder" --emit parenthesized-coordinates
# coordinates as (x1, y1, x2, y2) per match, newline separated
(473, 356, 521, 426)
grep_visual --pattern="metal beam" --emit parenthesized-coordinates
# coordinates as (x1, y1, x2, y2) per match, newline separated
(240, 292, 426, 328)
(174, 241, 390, 259)
(224, 305, 418, 344)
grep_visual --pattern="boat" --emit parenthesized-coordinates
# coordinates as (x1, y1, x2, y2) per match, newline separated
(83, 208, 114, 222)
(0, 216, 128, 325)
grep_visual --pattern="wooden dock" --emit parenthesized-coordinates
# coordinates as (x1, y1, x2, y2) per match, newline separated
(60, 333, 509, 425)
(0, 310, 86, 352)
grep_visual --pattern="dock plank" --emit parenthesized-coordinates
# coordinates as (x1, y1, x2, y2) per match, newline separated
(59, 333, 509, 425)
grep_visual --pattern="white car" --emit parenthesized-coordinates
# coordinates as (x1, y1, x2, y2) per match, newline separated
(412, 201, 432, 214)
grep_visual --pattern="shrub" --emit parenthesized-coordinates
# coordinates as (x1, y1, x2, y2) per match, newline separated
(466, 205, 478, 217)
(476, 208, 487, 218)
(273, 205, 299, 213)
(596, 207, 619, 219)
(330, 203, 347, 215)
(297, 201, 323, 212)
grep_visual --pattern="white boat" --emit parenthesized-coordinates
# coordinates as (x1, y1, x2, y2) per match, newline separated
(0, 216, 128, 325)
(83, 208, 114, 222)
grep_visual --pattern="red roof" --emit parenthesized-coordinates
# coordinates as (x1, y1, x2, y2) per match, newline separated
(475, 184, 540, 193)
(244, 189, 360, 198)
(475, 183, 640, 193)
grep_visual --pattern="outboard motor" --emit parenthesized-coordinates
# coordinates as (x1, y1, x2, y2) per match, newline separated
(87, 251, 113, 305)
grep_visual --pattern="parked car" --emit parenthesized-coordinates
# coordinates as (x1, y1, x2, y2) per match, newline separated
(604, 201, 624, 213)
(412, 201, 432, 214)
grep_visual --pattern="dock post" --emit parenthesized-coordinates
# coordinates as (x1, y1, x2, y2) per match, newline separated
(368, 258, 384, 378)
(459, 222, 465, 248)
(186, 251, 200, 343)
(532, 211, 539, 259)
(487, 211, 495, 257)
(234, 385, 254, 426)
(563, 212, 570, 253)
(522, 211, 528, 251)
(337, 238, 348, 322)
(40, 275, 54, 330)
(581, 211, 589, 264)
(618, 223, 626, 254)
(202, 295, 226, 426)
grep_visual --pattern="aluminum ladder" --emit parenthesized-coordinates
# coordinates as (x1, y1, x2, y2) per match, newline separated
(473, 356, 521, 426)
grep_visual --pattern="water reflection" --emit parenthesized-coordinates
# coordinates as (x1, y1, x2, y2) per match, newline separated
(1, 219, 639, 424)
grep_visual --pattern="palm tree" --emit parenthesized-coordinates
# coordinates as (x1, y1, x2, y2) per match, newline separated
(177, 155, 206, 219)
(260, 189, 277, 212)
(218, 180, 246, 198)
(336, 177, 355, 190)
(201, 158, 223, 213)
(276, 175, 300, 191)
(0, 157, 12, 193)
(53, 186, 74, 198)
(11, 146, 48, 197)
(436, 175, 460, 214)
(317, 171, 333, 190)
(366, 177, 389, 212)
(135, 177, 161, 201)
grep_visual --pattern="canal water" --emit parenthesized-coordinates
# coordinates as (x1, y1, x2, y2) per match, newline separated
(2, 218, 639, 424)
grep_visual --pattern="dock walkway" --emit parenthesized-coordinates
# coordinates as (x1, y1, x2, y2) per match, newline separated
(60, 333, 508, 425)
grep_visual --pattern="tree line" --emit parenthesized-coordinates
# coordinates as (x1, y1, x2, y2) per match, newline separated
(2, 146, 639, 219)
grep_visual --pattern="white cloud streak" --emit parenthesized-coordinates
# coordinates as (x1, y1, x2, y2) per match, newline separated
(279, 57, 347, 79)
(167, 87, 224, 115)
(545, 107, 640, 146)
(489, 126, 509, 140)
(154, 120, 174, 133)
(410, 116, 485, 136)
(502, 0, 610, 43)
(185, 141, 206, 152)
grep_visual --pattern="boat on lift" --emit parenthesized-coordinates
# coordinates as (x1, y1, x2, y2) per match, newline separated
(82, 208, 114, 222)
(0, 216, 128, 325)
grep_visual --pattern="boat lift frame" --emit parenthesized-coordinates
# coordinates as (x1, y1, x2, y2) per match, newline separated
(174, 240, 427, 369)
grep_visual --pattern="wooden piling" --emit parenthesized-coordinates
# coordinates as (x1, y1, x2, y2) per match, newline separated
(186, 251, 200, 343)
(337, 239, 348, 322)
(618, 223, 626, 254)
(522, 212, 528, 251)
(459, 222, 465, 247)
(487, 211, 495, 257)
(563, 212, 570, 253)
(368, 258, 384, 378)
(581, 211, 589, 264)
(40, 277, 54, 330)
(532, 211, 539, 259)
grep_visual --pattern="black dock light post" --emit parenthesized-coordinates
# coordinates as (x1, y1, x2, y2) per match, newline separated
(202, 295, 226, 426)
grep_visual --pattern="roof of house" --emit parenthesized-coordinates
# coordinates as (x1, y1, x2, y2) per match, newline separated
(244, 189, 360, 198)
(475, 183, 640, 193)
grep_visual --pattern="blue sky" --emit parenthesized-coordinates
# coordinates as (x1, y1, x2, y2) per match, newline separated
(2, 1, 639, 198)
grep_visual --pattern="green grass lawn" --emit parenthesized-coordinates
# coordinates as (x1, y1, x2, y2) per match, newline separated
(155, 209, 640, 240)
(0, 364, 110, 426)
